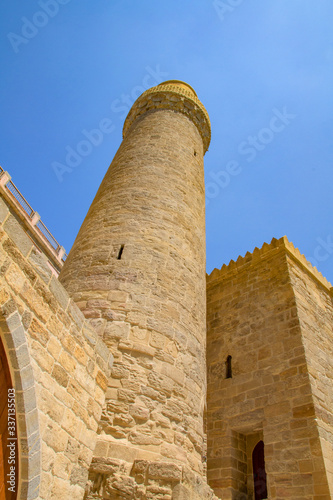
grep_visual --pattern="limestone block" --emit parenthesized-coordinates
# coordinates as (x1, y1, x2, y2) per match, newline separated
(149, 331, 166, 349)
(161, 364, 184, 386)
(43, 421, 69, 453)
(4, 319, 26, 354)
(113, 414, 135, 428)
(148, 462, 182, 481)
(29, 318, 50, 347)
(62, 408, 83, 440)
(0, 196, 9, 223)
(129, 405, 150, 423)
(58, 349, 77, 373)
(96, 369, 108, 391)
(2, 238, 38, 284)
(89, 457, 121, 475)
(161, 443, 187, 463)
(69, 465, 89, 489)
(108, 290, 129, 303)
(5, 262, 26, 294)
(111, 364, 130, 379)
(53, 453, 73, 480)
(4, 215, 33, 256)
(172, 483, 192, 499)
(21, 282, 51, 323)
(148, 371, 173, 396)
(30, 341, 54, 374)
(104, 320, 130, 341)
(117, 389, 136, 403)
(28, 248, 52, 283)
(140, 386, 166, 403)
(129, 431, 162, 446)
(105, 474, 137, 498)
(49, 276, 69, 309)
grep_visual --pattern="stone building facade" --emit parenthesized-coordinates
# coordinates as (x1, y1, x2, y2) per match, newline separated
(207, 237, 333, 499)
(0, 81, 332, 499)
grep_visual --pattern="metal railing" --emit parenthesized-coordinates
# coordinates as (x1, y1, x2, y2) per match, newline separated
(0, 166, 67, 264)
(36, 219, 59, 251)
(6, 180, 34, 217)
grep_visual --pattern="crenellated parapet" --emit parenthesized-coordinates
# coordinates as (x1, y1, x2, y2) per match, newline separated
(207, 235, 332, 293)
(123, 80, 211, 153)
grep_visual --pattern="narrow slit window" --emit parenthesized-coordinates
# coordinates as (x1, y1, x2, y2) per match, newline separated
(117, 245, 124, 260)
(226, 355, 232, 379)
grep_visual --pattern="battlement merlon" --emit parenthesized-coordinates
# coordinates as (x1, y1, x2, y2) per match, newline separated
(207, 235, 333, 295)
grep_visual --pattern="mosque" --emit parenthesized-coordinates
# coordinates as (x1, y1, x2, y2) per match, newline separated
(0, 80, 332, 499)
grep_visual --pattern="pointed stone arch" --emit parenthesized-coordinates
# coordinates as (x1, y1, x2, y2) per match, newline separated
(0, 299, 41, 500)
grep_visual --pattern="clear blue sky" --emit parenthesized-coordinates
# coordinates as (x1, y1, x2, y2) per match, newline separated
(1, 0, 333, 283)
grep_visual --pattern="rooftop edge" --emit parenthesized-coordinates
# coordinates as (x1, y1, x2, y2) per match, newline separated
(207, 236, 333, 294)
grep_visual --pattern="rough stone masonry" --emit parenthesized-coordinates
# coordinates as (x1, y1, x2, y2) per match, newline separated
(59, 80, 218, 499)
(0, 80, 332, 500)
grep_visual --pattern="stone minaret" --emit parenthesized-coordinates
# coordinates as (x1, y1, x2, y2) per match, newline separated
(59, 81, 216, 498)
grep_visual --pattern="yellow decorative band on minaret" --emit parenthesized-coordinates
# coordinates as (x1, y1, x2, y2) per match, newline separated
(123, 80, 211, 153)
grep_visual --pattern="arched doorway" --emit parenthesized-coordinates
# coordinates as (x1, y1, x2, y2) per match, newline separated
(252, 440, 267, 500)
(0, 337, 18, 499)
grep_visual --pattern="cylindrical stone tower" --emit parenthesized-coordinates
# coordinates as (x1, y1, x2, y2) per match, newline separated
(59, 81, 214, 498)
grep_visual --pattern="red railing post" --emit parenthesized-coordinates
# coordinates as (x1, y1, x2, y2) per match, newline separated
(0, 171, 11, 188)
(30, 211, 41, 226)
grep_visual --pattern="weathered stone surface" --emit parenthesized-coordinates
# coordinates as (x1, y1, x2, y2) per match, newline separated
(0, 196, 9, 223)
(28, 248, 52, 284)
(129, 404, 150, 422)
(58, 81, 210, 496)
(103, 320, 130, 341)
(85, 459, 220, 500)
(4, 214, 33, 256)
(0, 211, 113, 500)
(2, 80, 332, 500)
(129, 431, 162, 446)
(148, 462, 182, 481)
(206, 237, 333, 499)
(49, 275, 70, 309)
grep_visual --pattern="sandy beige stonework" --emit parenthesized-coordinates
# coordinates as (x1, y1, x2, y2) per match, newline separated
(59, 80, 217, 499)
(207, 237, 333, 499)
(0, 197, 113, 500)
(0, 81, 332, 500)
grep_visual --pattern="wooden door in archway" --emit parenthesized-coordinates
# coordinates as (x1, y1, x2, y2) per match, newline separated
(252, 440, 267, 500)
(0, 337, 18, 500)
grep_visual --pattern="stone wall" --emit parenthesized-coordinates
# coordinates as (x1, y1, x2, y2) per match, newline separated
(206, 237, 333, 499)
(59, 82, 216, 498)
(0, 194, 113, 500)
(287, 248, 333, 497)
(85, 458, 219, 499)
(3, 75, 332, 500)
